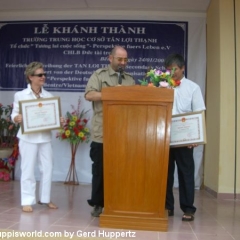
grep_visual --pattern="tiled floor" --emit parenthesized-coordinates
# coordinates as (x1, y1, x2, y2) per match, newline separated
(0, 181, 240, 240)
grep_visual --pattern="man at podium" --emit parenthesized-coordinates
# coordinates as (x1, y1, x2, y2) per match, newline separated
(85, 46, 135, 217)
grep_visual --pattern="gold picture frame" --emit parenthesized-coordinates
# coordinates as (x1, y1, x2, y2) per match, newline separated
(170, 111, 207, 147)
(19, 97, 62, 134)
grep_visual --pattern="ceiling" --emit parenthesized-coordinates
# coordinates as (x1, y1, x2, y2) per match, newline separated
(0, 0, 211, 13)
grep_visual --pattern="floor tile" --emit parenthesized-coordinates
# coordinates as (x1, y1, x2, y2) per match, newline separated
(0, 181, 239, 240)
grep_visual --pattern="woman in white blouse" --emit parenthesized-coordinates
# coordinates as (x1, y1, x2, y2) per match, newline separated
(11, 62, 64, 212)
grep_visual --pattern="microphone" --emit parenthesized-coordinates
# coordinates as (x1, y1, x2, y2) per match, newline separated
(118, 67, 123, 85)
(118, 67, 123, 74)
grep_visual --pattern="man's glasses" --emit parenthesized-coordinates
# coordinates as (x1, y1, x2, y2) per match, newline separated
(32, 73, 47, 77)
(114, 57, 128, 63)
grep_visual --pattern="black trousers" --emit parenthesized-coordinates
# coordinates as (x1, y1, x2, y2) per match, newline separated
(166, 147, 196, 214)
(87, 141, 104, 207)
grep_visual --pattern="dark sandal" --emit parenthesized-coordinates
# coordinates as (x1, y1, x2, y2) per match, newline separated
(168, 209, 174, 216)
(182, 213, 194, 221)
(38, 201, 58, 209)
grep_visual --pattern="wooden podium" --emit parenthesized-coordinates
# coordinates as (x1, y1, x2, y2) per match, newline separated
(99, 85, 174, 231)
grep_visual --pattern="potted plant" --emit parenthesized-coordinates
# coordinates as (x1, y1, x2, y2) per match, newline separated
(0, 103, 20, 158)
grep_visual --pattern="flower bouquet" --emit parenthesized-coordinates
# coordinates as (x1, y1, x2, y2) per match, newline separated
(57, 103, 90, 146)
(0, 140, 19, 181)
(138, 67, 181, 88)
(57, 97, 90, 185)
(0, 103, 20, 149)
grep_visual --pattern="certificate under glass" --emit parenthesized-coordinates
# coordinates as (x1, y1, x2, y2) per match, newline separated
(19, 97, 62, 134)
(170, 111, 207, 147)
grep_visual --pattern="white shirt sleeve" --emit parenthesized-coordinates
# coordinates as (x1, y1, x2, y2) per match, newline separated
(192, 86, 206, 112)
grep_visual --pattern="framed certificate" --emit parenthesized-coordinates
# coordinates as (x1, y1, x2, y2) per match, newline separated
(170, 111, 207, 147)
(19, 97, 62, 134)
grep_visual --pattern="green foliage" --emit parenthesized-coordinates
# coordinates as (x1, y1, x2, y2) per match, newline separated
(0, 104, 20, 148)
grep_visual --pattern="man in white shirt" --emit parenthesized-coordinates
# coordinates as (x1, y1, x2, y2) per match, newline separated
(164, 53, 206, 221)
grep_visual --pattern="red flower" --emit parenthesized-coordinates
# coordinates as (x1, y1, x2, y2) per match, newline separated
(174, 80, 181, 86)
(83, 119, 88, 123)
(74, 130, 79, 135)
